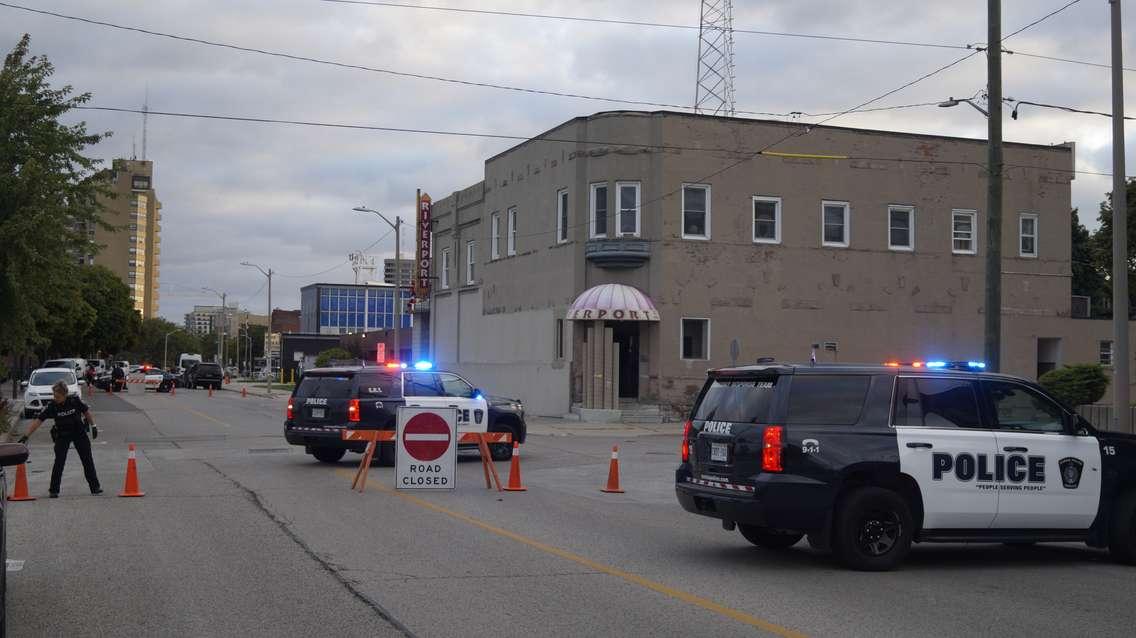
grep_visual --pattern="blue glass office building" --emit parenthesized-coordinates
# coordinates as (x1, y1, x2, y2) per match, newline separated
(300, 283, 413, 335)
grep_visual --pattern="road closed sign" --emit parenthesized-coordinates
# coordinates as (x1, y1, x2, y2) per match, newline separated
(396, 406, 456, 489)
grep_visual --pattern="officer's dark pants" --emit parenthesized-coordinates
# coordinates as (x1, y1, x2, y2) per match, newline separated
(49, 431, 100, 495)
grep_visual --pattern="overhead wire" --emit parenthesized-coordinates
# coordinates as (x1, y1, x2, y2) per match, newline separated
(275, 226, 396, 279)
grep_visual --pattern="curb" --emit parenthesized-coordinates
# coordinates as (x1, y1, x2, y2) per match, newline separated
(219, 385, 281, 399)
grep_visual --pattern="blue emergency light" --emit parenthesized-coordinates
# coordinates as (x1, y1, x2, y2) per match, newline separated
(413, 361, 433, 370)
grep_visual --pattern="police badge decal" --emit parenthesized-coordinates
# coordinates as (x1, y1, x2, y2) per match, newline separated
(1058, 457, 1084, 489)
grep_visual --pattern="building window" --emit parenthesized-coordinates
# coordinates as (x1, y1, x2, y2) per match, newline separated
(821, 200, 850, 247)
(1020, 213, 1038, 258)
(440, 248, 451, 289)
(555, 318, 564, 359)
(465, 240, 476, 285)
(888, 205, 914, 251)
(952, 209, 978, 255)
(556, 189, 569, 243)
(681, 318, 709, 360)
(590, 183, 608, 238)
(507, 207, 517, 256)
(490, 213, 500, 259)
(681, 184, 710, 239)
(617, 181, 640, 237)
(752, 196, 781, 244)
(1100, 340, 1114, 366)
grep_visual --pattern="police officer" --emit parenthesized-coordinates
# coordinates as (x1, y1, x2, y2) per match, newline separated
(20, 380, 102, 498)
(111, 362, 125, 392)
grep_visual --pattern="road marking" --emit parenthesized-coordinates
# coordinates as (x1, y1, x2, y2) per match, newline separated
(334, 469, 806, 637)
(177, 405, 231, 428)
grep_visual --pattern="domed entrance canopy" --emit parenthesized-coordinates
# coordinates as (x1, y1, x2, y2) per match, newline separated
(567, 284, 659, 321)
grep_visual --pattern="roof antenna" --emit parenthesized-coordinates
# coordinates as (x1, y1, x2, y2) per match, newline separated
(141, 85, 149, 161)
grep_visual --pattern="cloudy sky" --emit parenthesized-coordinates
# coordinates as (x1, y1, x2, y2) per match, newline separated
(4, 0, 1135, 322)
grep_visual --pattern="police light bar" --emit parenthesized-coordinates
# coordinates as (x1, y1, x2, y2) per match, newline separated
(882, 360, 986, 371)
(413, 361, 433, 370)
(384, 362, 408, 369)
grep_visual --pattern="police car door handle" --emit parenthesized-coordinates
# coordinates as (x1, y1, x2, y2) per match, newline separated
(906, 442, 933, 449)
(1003, 446, 1028, 453)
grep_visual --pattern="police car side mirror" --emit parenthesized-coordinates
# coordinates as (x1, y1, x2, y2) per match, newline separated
(19, 381, 27, 388)
(0, 443, 29, 467)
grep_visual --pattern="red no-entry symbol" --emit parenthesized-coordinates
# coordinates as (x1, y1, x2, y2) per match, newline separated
(401, 412, 452, 462)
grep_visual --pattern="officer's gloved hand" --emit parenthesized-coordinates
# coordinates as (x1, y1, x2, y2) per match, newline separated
(91, 425, 98, 440)
(17, 436, 28, 444)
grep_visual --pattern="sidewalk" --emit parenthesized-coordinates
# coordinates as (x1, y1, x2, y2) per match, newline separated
(218, 379, 291, 400)
(526, 416, 683, 437)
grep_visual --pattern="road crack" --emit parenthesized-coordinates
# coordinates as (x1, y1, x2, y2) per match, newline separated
(202, 461, 416, 637)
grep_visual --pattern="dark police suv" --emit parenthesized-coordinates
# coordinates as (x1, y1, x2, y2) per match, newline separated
(676, 361, 1136, 571)
(284, 364, 526, 464)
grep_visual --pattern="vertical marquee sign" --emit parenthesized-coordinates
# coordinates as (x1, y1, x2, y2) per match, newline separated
(415, 190, 433, 301)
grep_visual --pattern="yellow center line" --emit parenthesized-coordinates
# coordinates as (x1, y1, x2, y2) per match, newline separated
(176, 405, 232, 428)
(334, 469, 807, 638)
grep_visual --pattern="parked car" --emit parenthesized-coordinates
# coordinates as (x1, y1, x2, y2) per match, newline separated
(21, 368, 81, 418)
(143, 369, 179, 392)
(182, 362, 224, 390)
(41, 358, 86, 377)
(0, 442, 31, 633)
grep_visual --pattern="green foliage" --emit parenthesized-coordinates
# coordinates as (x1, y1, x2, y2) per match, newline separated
(1088, 178, 1136, 318)
(315, 347, 353, 368)
(1039, 364, 1110, 407)
(77, 265, 139, 354)
(0, 35, 111, 358)
(1071, 208, 1109, 317)
(123, 318, 201, 368)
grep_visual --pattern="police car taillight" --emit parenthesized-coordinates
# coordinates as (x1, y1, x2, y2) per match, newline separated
(347, 399, 360, 422)
(286, 400, 294, 420)
(681, 419, 692, 462)
(762, 426, 783, 472)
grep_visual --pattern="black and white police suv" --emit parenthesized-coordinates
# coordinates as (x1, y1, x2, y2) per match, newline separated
(675, 360, 1136, 571)
(284, 363, 526, 464)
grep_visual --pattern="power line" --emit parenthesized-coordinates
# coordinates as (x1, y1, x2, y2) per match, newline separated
(1008, 98, 1136, 121)
(276, 226, 395, 279)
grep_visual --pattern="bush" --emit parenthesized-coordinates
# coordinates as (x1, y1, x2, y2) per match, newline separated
(1039, 364, 1109, 407)
(314, 347, 354, 368)
(0, 397, 14, 437)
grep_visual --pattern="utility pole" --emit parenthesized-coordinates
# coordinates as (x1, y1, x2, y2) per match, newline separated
(1112, 0, 1129, 432)
(352, 206, 402, 363)
(241, 262, 274, 394)
(984, 0, 1003, 373)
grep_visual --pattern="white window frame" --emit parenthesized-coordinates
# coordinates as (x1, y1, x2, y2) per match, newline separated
(616, 181, 641, 237)
(556, 189, 569, 244)
(751, 196, 782, 244)
(1019, 212, 1039, 258)
(887, 205, 915, 252)
(490, 213, 500, 259)
(821, 200, 850, 248)
(507, 207, 517, 256)
(952, 209, 978, 255)
(440, 248, 451, 289)
(681, 183, 711, 240)
(589, 182, 608, 239)
(1100, 340, 1114, 367)
(465, 240, 476, 285)
(680, 317, 710, 361)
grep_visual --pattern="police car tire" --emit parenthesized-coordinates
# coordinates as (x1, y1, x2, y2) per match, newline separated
(374, 442, 396, 467)
(832, 486, 913, 571)
(1107, 489, 1136, 564)
(311, 448, 346, 464)
(737, 525, 804, 549)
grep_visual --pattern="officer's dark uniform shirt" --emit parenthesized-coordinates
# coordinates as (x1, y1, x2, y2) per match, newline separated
(38, 396, 88, 434)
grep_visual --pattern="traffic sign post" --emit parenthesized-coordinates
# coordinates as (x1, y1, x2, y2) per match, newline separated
(396, 406, 457, 489)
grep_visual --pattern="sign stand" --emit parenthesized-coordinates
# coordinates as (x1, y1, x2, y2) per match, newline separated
(341, 428, 512, 493)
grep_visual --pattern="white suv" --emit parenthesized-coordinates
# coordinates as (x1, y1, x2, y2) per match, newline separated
(22, 368, 81, 419)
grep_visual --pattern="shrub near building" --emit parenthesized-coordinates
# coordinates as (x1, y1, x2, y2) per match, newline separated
(1039, 364, 1109, 407)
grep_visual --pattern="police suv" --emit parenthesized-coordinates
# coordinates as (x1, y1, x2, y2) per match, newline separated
(284, 363, 526, 464)
(675, 361, 1136, 571)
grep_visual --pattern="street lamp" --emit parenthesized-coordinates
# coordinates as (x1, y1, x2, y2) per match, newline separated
(163, 329, 179, 370)
(939, 92, 1002, 372)
(241, 261, 274, 395)
(202, 287, 228, 366)
(353, 206, 404, 364)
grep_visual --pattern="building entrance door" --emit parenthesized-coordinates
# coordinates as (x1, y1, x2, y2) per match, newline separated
(610, 322, 639, 398)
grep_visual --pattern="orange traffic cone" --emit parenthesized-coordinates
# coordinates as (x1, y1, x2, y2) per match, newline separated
(503, 442, 527, 492)
(170, 385, 176, 397)
(7, 462, 35, 501)
(601, 445, 625, 493)
(118, 443, 145, 497)
(241, 387, 247, 398)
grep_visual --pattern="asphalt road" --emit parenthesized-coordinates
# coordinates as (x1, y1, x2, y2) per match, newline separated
(5, 386, 1136, 637)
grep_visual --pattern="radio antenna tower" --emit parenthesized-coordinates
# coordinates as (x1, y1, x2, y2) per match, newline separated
(348, 251, 377, 285)
(141, 86, 149, 160)
(693, 0, 736, 117)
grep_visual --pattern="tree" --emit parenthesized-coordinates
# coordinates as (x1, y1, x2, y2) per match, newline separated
(0, 35, 111, 358)
(124, 318, 201, 368)
(315, 347, 353, 368)
(1039, 364, 1109, 407)
(1090, 178, 1136, 318)
(77, 265, 139, 354)
(1071, 208, 1108, 317)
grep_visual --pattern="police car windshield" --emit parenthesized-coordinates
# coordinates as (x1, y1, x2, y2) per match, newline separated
(31, 370, 76, 386)
(694, 377, 777, 423)
(296, 375, 355, 399)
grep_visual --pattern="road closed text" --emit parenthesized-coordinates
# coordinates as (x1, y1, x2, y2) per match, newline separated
(402, 464, 449, 486)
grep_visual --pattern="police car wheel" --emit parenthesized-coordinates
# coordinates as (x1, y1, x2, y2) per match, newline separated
(372, 442, 396, 467)
(1107, 489, 1136, 564)
(311, 448, 346, 464)
(833, 486, 913, 571)
(737, 525, 803, 549)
